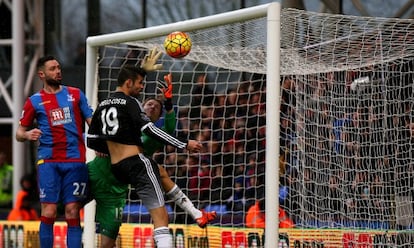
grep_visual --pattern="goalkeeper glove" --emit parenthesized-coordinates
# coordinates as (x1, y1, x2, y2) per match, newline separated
(162, 73, 173, 99)
(157, 73, 173, 111)
(141, 47, 163, 71)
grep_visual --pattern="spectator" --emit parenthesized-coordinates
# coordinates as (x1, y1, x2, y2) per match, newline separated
(189, 74, 214, 119)
(328, 173, 342, 222)
(245, 199, 294, 228)
(226, 177, 246, 213)
(224, 88, 237, 118)
(245, 199, 265, 228)
(172, 155, 191, 196)
(370, 172, 386, 218)
(7, 193, 39, 221)
(210, 165, 231, 203)
(244, 174, 260, 211)
(186, 155, 201, 199)
(352, 171, 370, 220)
(197, 159, 212, 205)
(0, 151, 13, 208)
(176, 107, 190, 139)
(7, 174, 39, 221)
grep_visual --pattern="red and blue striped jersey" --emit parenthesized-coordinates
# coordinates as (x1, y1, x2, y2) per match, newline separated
(19, 86, 93, 162)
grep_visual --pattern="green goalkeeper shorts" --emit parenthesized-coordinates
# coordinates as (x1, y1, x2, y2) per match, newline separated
(87, 156, 128, 240)
(95, 197, 126, 240)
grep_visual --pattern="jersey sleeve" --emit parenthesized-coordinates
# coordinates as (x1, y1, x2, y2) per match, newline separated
(78, 89, 93, 119)
(141, 122, 186, 149)
(19, 98, 36, 127)
(163, 111, 176, 135)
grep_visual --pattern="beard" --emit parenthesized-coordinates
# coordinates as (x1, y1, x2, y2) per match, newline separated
(45, 77, 61, 86)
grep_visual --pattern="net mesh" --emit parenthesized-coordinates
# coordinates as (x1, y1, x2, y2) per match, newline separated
(97, 43, 266, 228)
(90, 7, 414, 247)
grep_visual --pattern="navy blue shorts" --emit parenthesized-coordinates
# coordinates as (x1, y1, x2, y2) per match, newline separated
(37, 160, 88, 204)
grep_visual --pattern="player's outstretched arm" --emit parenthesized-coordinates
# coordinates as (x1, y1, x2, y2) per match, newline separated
(142, 122, 201, 153)
(141, 47, 163, 71)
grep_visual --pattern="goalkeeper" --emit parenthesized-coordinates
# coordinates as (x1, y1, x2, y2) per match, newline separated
(87, 48, 216, 248)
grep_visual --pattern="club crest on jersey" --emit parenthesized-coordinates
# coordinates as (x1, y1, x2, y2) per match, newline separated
(67, 94, 75, 102)
(50, 106, 72, 125)
(39, 188, 46, 199)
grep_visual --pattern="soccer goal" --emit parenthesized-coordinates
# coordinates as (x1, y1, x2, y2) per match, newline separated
(84, 2, 414, 247)
(84, 3, 280, 248)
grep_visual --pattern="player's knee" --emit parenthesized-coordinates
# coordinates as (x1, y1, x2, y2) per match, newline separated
(64, 202, 81, 219)
(41, 203, 58, 218)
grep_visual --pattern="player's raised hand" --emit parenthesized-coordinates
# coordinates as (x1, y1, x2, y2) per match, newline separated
(141, 47, 163, 71)
(156, 73, 174, 111)
(162, 73, 173, 99)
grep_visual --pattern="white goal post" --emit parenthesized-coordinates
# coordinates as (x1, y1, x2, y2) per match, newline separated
(84, 3, 281, 248)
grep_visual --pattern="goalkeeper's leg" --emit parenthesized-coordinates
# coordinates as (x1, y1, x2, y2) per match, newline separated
(159, 165, 217, 228)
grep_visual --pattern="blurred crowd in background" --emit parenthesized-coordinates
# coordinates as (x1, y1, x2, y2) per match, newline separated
(144, 58, 414, 229)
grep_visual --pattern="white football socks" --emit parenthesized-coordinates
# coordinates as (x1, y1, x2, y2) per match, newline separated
(153, 226, 172, 248)
(166, 184, 202, 220)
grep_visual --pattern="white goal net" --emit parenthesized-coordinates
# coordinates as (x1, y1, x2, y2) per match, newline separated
(85, 3, 414, 248)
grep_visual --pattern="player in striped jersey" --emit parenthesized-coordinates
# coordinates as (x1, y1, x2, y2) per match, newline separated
(16, 55, 93, 248)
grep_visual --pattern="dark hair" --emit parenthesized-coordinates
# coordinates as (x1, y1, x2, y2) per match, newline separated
(117, 65, 147, 86)
(143, 97, 164, 110)
(37, 55, 58, 69)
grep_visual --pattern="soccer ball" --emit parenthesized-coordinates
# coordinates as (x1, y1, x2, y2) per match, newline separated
(164, 31, 192, 58)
